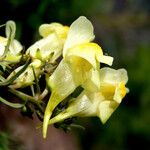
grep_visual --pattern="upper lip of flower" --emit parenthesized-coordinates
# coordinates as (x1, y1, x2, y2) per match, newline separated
(62, 16, 113, 67)
(63, 16, 95, 57)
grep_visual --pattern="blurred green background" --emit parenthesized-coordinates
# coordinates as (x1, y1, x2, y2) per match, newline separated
(0, 0, 150, 150)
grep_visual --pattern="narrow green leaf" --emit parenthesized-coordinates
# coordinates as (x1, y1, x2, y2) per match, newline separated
(0, 24, 6, 28)
(0, 59, 30, 86)
(0, 75, 5, 82)
(70, 123, 85, 130)
(0, 21, 16, 60)
(0, 96, 24, 108)
(5, 20, 16, 41)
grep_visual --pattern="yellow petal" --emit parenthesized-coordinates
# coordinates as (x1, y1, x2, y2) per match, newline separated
(100, 67, 128, 85)
(9, 39, 23, 55)
(48, 91, 104, 125)
(113, 82, 127, 103)
(43, 60, 76, 138)
(26, 33, 63, 62)
(98, 55, 114, 66)
(0, 36, 7, 42)
(4, 53, 21, 63)
(100, 67, 128, 103)
(77, 92, 104, 117)
(48, 92, 92, 125)
(65, 43, 103, 69)
(63, 16, 95, 57)
(82, 69, 100, 92)
(0, 37, 7, 56)
(98, 100, 118, 124)
(39, 23, 69, 39)
(0, 36, 22, 56)
(48, 60, 76, 97)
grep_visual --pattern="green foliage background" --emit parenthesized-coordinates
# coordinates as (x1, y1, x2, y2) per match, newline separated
(0, 0, 150, 149)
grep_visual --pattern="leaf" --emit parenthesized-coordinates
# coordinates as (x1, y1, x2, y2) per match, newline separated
(0, 58, 30, 86)
(0, 75, 5, 82)
(5, 20, 16, 42)
(0, 21, 16, 59)
(0, 24, 6, 28)
(0, 96, 24, 108)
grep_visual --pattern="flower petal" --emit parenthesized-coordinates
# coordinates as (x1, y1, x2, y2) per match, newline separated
(63, 16, 95, 57)
(48, 60, 76, 97)
(0, 36, 22, 56)
(82, 69, 100, 92)
(65, 43, 102, 69)
(39, 23, 69, 39)
(48, 92, 92, 125)
(98, 100, 118, 124)
(98, 55, 114, 66)
(100, 67, 128, 85)
(113, 82, 127, 103)
(26, 33, 63, 62)
(43, 60, 76, 138)
(9, 39, 23, 55)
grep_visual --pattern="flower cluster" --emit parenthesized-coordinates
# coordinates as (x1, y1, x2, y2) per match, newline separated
(0, 16, 128, 139)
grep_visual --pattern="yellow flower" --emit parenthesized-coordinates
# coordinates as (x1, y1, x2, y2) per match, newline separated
(39, 23, 69, 42)
(0, 36, 22, 62)
(8, 59, 43, 88)
(0, 21, 23, 68)
(26, 23, 69, 63)
(43, 16, 113, 138)
(48, 67, 128, 125)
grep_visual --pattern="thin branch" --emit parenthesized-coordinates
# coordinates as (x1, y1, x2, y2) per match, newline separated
(0, 96, 25, 108)
(31, 65, 41, 95)
(39, 88, 49, 101)
(8, 88, 44, 113)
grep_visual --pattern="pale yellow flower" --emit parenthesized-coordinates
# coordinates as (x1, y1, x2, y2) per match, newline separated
(39, 23, 69, 42)
(48, 67, 128, 125)
(43, 16, 113, 138)
(0, 36, 23, 64)
(19, 23, 69, 88)
(8, 59, 43, 88)
(26, 23, 69, 63)
(0, 21, 23, 68)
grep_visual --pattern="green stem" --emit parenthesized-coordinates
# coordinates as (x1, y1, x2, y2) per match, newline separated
(39, 88, 49, 101)
(31, 65, 41, 94)
(30, 85, 35, 96)
(0, 24, 6, 28)
(0, 96, 24, 108)
(8, 88, 44, 113)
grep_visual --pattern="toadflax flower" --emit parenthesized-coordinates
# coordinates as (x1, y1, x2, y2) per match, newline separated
(48, 67, 128, 125)
(8, 59, 43, 88)
(43, 16, 113, 138)
(9, 22, 69, 88)
(0, 21, 23, 68)
(26, 22, 69, 63)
